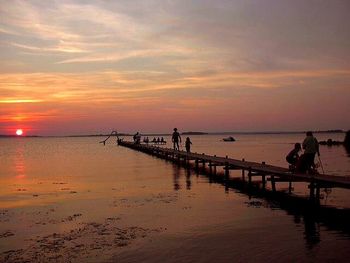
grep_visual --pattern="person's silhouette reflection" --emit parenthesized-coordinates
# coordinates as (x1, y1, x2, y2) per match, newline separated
(186, 169, 192, 190)
(303, 215, 321, 249)
(173, 165, 181, 191)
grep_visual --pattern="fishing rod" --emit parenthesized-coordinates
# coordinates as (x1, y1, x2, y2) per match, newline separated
(100, 130, 118, 145)
(317, 154, 332, 197)
(317, 154, 325, 174)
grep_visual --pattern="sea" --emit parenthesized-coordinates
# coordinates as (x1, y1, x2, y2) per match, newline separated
(0, 133, 349, 262)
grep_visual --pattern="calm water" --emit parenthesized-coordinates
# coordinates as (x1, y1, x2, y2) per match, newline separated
(0, 133, 349, 262)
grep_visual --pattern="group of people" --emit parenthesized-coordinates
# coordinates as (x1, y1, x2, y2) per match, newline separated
(286, 131, 320, 174)
(172, 128, 192, 153)
(133, 128, 193, 153)
(136, 130, 321, 174)
(144, 137, 166, 144)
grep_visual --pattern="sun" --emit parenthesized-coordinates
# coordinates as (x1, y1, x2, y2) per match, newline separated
(16, 129, 23, 136)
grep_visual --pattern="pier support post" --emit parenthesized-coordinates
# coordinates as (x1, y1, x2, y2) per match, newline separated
(271, 175, 276, 192)
(248, 167, 252, 185)
(288, 180, 292, 194)
(225, 163, 230, 180)
(309, 182, 315, 200)
(315, 185, 320, 200)
(262, 174, 266, 189)
(241, 158, 245, 180)
(213, 155, 217, 175)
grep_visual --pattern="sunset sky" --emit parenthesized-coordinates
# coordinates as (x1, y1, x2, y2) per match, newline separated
(1, 0, 349, 135)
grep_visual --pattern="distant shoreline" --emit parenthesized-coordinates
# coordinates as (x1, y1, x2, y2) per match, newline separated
(0, 130, 345, 138)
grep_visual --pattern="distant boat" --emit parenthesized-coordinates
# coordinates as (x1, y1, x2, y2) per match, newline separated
(223, 136, 235, 142)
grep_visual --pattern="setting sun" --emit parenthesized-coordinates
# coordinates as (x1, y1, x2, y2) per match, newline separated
(16, 129, 23, 136)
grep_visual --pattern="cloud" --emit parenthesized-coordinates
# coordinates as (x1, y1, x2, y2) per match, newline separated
(0, 1, 206, 71)
(3, 0, 348, 75)
(0, 98, 43, 104)
(0, 26, 19, 35)
(1, 1, 135, 58)
(1, 1, 350, 134)
(10, 42, 88, 54)
(1, 68, 349, 106)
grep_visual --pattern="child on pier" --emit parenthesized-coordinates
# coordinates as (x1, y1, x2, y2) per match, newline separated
(185, 137, 192, 153)
(286, 143, 301, 170)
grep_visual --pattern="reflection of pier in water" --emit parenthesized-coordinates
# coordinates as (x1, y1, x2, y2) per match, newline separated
(118, 140, 350, 241)
(171, 164, 347, 248)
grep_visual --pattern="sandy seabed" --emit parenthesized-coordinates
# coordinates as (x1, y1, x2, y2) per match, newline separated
(0, 189, 172, 263)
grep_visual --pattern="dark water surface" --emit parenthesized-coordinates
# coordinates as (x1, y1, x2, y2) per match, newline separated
(0, 133, 349, 262)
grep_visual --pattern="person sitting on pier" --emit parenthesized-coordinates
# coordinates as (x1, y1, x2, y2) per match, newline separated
(185, 137, 192, 153)
(161, 137, 165, 144)
(172, 128, 182, 150)
(302, 131, 320, 174)
(152, 137, 157, 143)
(286, 143, 301, 170)
(157, 137, 160, 144)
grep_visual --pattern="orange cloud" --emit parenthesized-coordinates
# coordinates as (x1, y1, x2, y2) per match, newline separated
(0, 67, 349, 135)
(0, 99, 43, 104)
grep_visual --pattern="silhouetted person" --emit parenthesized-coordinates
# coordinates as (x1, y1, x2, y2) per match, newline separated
(185, 137, 192, 153)
(161, 137, 165, 144)
(133, 132, 141, 144)
(157, 137, 160, 144)
(152, 137, 157, 143)
(172, 128, 181, 150)
(296, 154, 309, 173)
(302, 131, 320, 173)
(286, 143, 301, 170)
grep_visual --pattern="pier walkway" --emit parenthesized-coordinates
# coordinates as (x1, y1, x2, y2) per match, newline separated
(118, 140, 350, 200)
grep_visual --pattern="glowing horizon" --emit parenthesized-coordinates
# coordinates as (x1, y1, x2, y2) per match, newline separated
(1, 0, 349, 135)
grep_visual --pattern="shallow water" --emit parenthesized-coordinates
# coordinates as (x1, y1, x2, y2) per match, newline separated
(0, 133, 349, 262)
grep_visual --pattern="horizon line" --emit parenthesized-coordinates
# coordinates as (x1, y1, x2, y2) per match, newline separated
(0, 129, 346, 138)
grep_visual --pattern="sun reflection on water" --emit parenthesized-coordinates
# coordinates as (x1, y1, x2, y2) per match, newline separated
(14, 142, 26, 179)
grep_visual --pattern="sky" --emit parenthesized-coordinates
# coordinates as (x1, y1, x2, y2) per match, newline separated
(0, 0, 349, 135)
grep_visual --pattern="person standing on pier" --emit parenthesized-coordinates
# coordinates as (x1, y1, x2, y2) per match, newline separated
(185, 137, 192, 153)
(302, 131, 320, 173)
(133, 132, 141, 144)
(172, 128, 182, 150)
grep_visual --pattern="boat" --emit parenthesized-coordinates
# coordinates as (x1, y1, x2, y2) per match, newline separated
(222, 136, 235, 142)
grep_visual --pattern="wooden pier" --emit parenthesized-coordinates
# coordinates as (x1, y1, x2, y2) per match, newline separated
(117, 140, 350, 200)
